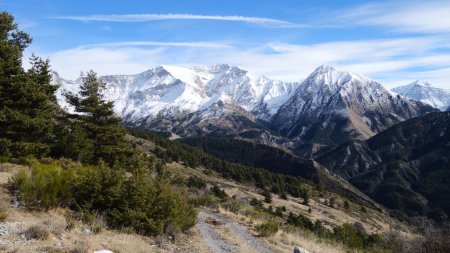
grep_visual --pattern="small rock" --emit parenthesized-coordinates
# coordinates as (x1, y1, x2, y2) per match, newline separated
(294, 246, 310, 253)
(205, 217, 225, 226)
(94, 250, 114, 253)
(83, 228, 92, 235)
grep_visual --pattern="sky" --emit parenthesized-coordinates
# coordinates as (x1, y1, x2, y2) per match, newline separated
(2, 0, 450, 89)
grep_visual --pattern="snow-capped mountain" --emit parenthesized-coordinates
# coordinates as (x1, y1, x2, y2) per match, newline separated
(391, 80, 450, 111)
(270, 66, 435, 145)
(55, 64, 295, 123)
(54, 64, 435, 153)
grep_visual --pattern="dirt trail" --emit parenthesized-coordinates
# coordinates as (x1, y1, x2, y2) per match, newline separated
(196, 209, 274, 253)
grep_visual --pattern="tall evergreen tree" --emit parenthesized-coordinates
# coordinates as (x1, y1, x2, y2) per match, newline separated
(65, 70, 128, 165)
(0, 12, 58, 157)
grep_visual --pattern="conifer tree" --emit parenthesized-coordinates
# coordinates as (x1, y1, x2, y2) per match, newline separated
(0, 12, 58, 157)
(65, 70, 128, 165)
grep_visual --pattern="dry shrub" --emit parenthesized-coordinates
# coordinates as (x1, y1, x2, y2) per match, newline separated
(25, 224, 50, 240)
(0, 210, 7, 221)
(90, 214, 106, 234)
(42, 217, 67, 236)
(165, 223, 180, 241)
(64, 212, 76, 231)
(256, 221, 279, 237)
(71, 240, 90, 253)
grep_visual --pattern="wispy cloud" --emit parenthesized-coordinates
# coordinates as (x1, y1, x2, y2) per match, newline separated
(51, 13, 313, 28)
(79, 41, 232, 49)
(35, 35, 450, 89)
(339, 1, 450, 33)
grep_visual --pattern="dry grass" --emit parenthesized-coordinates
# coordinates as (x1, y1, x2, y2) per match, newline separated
(43, 217, 67, 236)
(90, 214, 106, 234)
(70, 240, 90, 253)
(25, 224, 50, 240)
(272, 231, 348, 253)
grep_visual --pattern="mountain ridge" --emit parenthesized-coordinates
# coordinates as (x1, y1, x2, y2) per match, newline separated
(270, 66, 435, 146)
(54, 65, 436, 153)
(392, 80, 450, 111)
(318, 111, 450, 218)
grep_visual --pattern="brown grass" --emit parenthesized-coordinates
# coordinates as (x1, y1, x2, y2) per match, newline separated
(71, 240, 90, 253)
(25, 224, 50, 240)
(90, 214, 106, 234)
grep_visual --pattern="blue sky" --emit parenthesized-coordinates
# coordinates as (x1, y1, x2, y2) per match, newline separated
(3, 0, 450, 88)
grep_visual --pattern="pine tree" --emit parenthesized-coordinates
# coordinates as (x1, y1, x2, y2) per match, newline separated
(65, 70, 128, 165)
(0, 12, 58, 157)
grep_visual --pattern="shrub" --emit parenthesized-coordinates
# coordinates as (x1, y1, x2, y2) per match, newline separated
(11, 159, 75, 210)
(343, 200, 350, 210)
(186, 176, 206, 189)
(12, 158, 198, 236)
(256, 221, 279, 237)
(222, 199, 243, 213)
(333, 224, 365, 249)
(25, 225, 50, 240)
(72, 161, 198, 235)
(90, 214, 106, 234)
(262, 190, 272, 203)
(250, 197, 263, 208)
(287, 212, 314, 230)
(211, 185, 227, 199)
(71, 240, 90, 253)
(189, 195, 221, 208)
(64, 212, 76, 231)
(0, 211, 7, 221)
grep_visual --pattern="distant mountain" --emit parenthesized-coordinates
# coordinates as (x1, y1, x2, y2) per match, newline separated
(55, 64, 294, 122)
(318, 112, 450, 218)
(270, 66, 435, 146)
(54, 65, 295, 143)
(54, 64, 435, 153)
(392, 80, 450, 111)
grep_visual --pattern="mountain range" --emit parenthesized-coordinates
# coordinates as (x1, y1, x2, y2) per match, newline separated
(53, 64, 450, 220)
(392, 80, 450, 111)
(54, 65, 436, 156)
(318, 111, 450, 218)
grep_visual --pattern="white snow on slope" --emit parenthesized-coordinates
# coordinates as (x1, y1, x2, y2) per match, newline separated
(53, 64, 295, 121)
(392, 80, 450, 111)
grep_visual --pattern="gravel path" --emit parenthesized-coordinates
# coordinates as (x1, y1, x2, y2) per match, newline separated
(197, 209, 274, 253)
(197, 211, 238, 253)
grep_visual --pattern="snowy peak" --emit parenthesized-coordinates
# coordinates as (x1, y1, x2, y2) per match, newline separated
(54, 64, 295, 122)
(392, 81, 450, 111)
(411, 80, 433, 87)
(271, 66, 435, 144)
(307, 65, 370, 88)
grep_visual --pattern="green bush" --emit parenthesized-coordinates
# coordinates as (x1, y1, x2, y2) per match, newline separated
(12, 158, 198, 236)
(256, 221, 279, 237)
(189, 194, 221, 208)
(11, 158, 75, 210)
(0, 211, 8, 221)
(186, 176, 206, 189)
(287, 212, 314, 230)
(333, 224, 365, 249)
(211, 185, 228, 199)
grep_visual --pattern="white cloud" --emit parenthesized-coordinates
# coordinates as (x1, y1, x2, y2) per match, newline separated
(32, 36, 450, 89)
(51, 13, 310, 28)
(339, 1, 450, 33)
(79, 41, 231, 49)
(44, 47, 166, 79)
